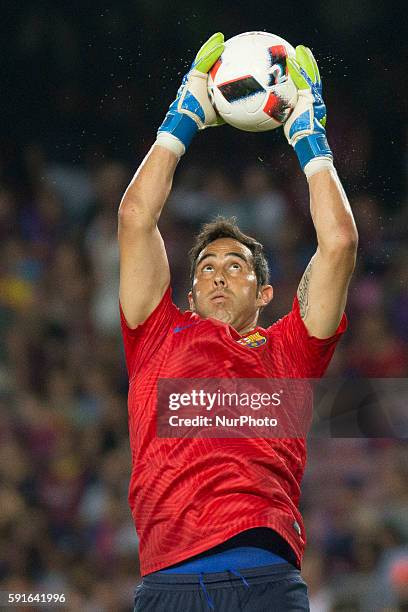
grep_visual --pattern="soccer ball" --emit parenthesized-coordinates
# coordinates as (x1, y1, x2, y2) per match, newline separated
(208, 31, 298, 132)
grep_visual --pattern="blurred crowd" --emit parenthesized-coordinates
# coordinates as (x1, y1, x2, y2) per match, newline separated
(0, 145, 407, 610)
(1, 2, 408, 611)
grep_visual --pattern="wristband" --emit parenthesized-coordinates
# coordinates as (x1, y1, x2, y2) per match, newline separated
(304, 157, 335, 179)
(155, 133, 186, 157)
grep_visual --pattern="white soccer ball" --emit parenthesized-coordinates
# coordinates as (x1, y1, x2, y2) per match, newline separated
(208, 31, 298, 132)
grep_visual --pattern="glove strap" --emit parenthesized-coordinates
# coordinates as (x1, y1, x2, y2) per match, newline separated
(157, 108, 198, 154)
(294, 133, 333, 171)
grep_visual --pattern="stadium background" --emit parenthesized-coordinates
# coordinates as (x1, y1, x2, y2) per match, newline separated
(1, 1, 407, 610)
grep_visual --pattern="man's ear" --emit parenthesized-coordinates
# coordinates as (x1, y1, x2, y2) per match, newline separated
(257, 284, 273, 308)
(188, 290, 195, 311)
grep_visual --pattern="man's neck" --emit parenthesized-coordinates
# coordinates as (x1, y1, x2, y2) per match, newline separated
(235, 319, 260, 336)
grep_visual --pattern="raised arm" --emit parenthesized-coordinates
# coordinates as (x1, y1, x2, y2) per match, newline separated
(118, 33, 224, 328)
(298, 169, 357, 337)
(118, 146, 177, 328)
(284, 46, 358, 338)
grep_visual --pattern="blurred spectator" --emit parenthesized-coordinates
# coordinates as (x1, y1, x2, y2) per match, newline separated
(239, 164, 289, 246)
(86, 161, 129, 334)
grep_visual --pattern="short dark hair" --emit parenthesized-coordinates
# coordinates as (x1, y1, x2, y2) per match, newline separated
(189, 216, 269, 288)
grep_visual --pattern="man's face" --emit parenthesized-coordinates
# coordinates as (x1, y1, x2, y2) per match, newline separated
(188, 238, 273, 332)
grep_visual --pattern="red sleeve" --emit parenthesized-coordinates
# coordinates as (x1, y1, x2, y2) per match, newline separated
(119, 286, 180, 380)
(270, 295, 348, 377)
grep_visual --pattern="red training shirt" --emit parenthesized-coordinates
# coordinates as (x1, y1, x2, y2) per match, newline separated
(120, 286, 347, 576)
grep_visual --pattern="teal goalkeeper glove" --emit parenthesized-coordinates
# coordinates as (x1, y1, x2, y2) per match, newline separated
(284, 45, 333, 177)
(157, 33, 225, 156)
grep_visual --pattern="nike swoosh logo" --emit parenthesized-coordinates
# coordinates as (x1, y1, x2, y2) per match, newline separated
(173, 322, 200, 334)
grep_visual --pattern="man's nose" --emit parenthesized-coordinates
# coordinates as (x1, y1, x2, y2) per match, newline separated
(214, 273, 226, 287)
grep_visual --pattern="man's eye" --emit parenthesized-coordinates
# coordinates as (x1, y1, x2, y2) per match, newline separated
(202, 265, 213, 272)
(230, 263, 241, 270)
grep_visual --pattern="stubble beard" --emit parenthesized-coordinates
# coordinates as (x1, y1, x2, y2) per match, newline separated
(192, 292, 235, 325)
(209, 306, 233, 324)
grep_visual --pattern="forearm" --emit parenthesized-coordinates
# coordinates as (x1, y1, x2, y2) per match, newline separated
(308, 168, 358, 257)
(119, 144, 179, 225)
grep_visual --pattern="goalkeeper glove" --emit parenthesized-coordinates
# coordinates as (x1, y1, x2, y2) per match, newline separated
(284, 45, 333, 178)
(156, 32, 224, 157)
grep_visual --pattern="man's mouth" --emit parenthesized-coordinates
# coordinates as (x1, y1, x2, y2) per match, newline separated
(211, 292, 229, 304)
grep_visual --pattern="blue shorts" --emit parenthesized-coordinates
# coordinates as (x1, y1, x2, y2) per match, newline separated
(134, 562, 310, 611)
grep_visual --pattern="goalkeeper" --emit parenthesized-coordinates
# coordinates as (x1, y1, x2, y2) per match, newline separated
(119, 33, 358, 611)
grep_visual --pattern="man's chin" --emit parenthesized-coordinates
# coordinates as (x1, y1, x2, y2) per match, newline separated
(196, 305, 233, 324)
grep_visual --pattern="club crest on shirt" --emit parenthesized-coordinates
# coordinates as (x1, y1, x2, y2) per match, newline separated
(237, 331, 267, 348)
